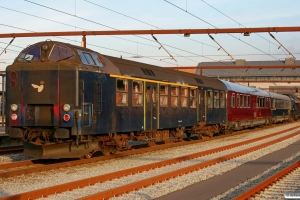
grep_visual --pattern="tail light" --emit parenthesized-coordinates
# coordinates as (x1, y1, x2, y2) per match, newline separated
(11, 114, 18, 120)
(63, 114, 70, 121)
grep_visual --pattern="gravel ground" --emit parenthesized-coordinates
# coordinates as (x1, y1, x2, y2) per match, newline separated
(212, 151, 300, 200)
(0, 122, 299, 199)
(0, 153, 31, 164)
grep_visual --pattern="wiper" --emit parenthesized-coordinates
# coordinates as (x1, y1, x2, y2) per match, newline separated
(57, 55, 74, 62)
(19, 56, 31, 63)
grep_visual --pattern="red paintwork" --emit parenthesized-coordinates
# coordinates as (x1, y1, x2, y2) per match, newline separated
(227, 91, 271, 122)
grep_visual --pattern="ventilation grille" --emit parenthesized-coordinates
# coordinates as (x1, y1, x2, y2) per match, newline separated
(141, 68, 156, 77)
(195, 78, 204, 84)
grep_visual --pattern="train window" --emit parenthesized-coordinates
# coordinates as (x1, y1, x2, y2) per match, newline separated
(49, 44, 75, 61)
(77, 50, 104, 67)
(160, 85, 168, 107)
(91, 54, 104, 67)
(230, 93, 235, 108)
(77, 50, 88, 64)
(272, 99, 275, 109)
(181, 88, 188, 107)
(190, 89, 196, 108)
(247, 95, 250, 108)
(116, 79, 128, 106)
(18, 45, 41, 61)
(214, 91, 219, 108)
(146, 86, 151, 103)
(153, 87, 157, 103)
(207, 90, 213, 108)
(240, 94, 244, 108)
(132, 81, 143, 106)
(244, 95, 247, 108)
(256, 97, 259, 108)
(171, 86, 178, 107)
(220, 91, 225, 108)
(83, 53, 96, 65)
(236, 94, 240, 108)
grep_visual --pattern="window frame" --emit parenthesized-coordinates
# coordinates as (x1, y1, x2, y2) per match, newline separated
(116, 79, 128, 106)
(190, 88, 197, 108)
(77, 50, 104, 67)
(214, 90, 220, 108)
(181, 87, 188, 107)
(220, 91, 225, 108)
(171, 86, 179, 107)
(207, 90, 213, 108)
(132, 81, 143, 106)
(160, 85, 168, 107)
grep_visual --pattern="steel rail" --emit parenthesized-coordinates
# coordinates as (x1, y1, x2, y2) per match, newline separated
(0, 26, 299, 38)
(0, 123, 293, 177)
(1, 127, 299, 200)
(0, 146, 23, 155)
(78, 130, 300, 200)
(234, 160, 300, 200)
(0, 124, 280, 178)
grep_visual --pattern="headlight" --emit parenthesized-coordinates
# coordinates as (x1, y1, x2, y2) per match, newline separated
(63, 104, 71, 112)
(11, 104, 18, 111)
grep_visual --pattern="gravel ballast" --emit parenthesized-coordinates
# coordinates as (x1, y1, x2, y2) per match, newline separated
(0, 123, 299, 199)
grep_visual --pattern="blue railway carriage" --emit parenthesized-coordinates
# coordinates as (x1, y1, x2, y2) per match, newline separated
(284, 94, 300, 121)
(268, 91, 291, 123)
(6, 40, 227, 159)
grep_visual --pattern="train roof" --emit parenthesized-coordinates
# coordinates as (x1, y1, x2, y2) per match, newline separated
(12, 40, 226, 91)
(102, 55, 226, 90)
(267, 91, 291, 101)
(219, 80, 270, 97)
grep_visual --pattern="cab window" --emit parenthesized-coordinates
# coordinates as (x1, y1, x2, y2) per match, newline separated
(116, 79, 128, 106)
(18, 45, 41, 61)
(49, 44, 75, 61)
(77, 50, 104, 67)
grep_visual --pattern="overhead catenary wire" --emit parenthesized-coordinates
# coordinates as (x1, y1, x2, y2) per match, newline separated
(83, 0, 218, 50)
(23, 0, 218, 64)
(164, 0, 280, 61)
(200, 0, 289, 57)
(0, 23, 180, 66)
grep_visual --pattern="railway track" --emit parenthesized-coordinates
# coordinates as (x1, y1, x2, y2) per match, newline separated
(1, 125, 300, 200)
(235, 160, 300, 200)
(0, 124, 296, 179)
(0, 146, 23, 155)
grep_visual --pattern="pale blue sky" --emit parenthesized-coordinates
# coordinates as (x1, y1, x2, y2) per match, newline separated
(0, 0, 300, 70)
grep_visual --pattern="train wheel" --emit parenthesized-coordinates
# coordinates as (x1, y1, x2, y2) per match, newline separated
(102, 146, 117, 156)
(82, 145, 99, 159)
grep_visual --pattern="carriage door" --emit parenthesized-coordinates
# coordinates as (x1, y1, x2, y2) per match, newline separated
(145, 82, 158, 130)
(199, 89, 206, 122)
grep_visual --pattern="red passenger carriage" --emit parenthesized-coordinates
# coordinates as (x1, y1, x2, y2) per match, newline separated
(220, 80, 271, 130)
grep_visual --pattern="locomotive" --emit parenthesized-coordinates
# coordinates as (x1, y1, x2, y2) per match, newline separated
(5, 40, 300, 159)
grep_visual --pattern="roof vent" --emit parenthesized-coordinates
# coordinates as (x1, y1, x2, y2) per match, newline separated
(195, 78, 204, 84)
(141, 68, 156, 77)
(285, 58, 296, 65)
(235, 59, 246, 66)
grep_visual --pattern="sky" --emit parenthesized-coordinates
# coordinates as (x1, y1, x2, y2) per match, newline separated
(0, 0, 300, 71)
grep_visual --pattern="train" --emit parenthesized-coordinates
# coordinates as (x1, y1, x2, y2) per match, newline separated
(5, 40, 300, 159)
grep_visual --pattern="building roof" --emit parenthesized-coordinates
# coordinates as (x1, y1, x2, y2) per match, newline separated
(196, 60, 300, 77)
